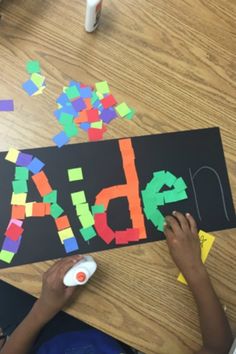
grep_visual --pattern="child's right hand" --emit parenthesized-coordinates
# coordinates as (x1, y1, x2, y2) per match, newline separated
(164, 211, 206, 283)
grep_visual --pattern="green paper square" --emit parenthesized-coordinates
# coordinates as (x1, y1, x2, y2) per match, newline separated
(80, 226, 97, 241)
(12, 180, 28, 194)
(95, 81, 110, 94)
(174, 177, 187, 192)
(43, 190, 57, 203)
(65, 85, 80, 100)
(0, 250, 14, 263)
(124, 108, 135, 120)
(15, 167, 29, 180)
(144, 205, 156, 219)
(26, 60, 41, 74)
(68, 167, 83, 182)
(165, 171, 177, 187)
(79, 211, 94, 228)
(64, 123, 78, 138)
(163, 190, 177, 203)
(76, 203, 90, 216)
(155, 193, 164, 206)
(71, 191, 86, 205)
(149, 209, 164, 228)
(91, 204, 105, 215)
(59, 112, 74, 126)
(176, 190, 188, 201)
(50, 203, 64, 218)
(91, 92, 100, 104)
(115, 102, 131, 117)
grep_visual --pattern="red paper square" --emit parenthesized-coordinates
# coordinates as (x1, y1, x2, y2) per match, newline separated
(101, 95, 117, 109)
(5, 222, 24, 241)
(88, 128, 105, 141)
(94, 213, 115, 244)
(86, 109, 99, 122)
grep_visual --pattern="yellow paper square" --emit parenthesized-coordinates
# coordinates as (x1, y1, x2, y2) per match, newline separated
(177, 230, 215, 285)
(58, 227, 74, 243)
(11, 193, 27, 205)
(25, 202, 35, 217)
(5, 148, 20, 163)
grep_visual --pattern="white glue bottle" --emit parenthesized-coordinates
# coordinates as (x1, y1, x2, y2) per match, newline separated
(63, 256, 97, 286)
(85, 0, 103, 32)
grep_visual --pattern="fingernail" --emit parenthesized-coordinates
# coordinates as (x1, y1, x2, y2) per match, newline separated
(163, 222, 167, 227)
(172, 211, 176, 215)
(186, 213, 190, 217)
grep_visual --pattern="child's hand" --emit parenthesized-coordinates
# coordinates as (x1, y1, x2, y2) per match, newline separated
(164, 211, 206, 282)
(35, 255, 83, 321)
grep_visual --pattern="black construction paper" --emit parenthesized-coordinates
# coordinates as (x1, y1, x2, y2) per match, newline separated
(0, 128, 235, 268)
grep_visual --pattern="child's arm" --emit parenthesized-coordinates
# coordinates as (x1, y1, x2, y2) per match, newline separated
(2, 255, 83, 354)
(164, 211, 233, 354)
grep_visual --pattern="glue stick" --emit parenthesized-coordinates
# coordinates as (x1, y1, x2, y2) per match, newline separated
(85, 0, 103, 32)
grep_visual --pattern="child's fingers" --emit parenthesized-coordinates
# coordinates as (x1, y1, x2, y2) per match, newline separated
(163, 222, 175, 239)
(172, 211, 189, 231)
(58, 255, 83, 276)
(48, 255, 83, 276)
(165, 215, 182, 235)
(185, 213, 198, 234)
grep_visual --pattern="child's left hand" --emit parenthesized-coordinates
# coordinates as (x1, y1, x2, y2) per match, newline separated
(35, 255, 83, 321)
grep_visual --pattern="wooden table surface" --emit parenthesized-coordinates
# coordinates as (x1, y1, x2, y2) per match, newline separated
(0, 1, 236, 353)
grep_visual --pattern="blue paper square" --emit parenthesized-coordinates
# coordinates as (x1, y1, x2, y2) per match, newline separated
(56, 93, 69, 106)
(79, 122, 90, 132)
(53, 131, 69, 148)
(61, 104, 77, 117)
(54, 105, 77, 121)
(22, 80, 39, 96)
(27, 157, 45, 174)
(80, 87, 93, 98)
(69, 81, 80, 89)
(64, 237, 79, 253)
(93, 100, 102, 109)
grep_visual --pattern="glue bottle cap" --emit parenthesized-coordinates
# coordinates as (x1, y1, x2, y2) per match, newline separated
(76, 271, 86, 283)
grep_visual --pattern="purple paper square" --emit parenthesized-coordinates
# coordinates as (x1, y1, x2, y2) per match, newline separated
(0, 99, 14, 111)
(16, 152, 33, 167)
(100, 107, 117, 123)
(2, 236, 22, 253)
(71, 98, 86, 112)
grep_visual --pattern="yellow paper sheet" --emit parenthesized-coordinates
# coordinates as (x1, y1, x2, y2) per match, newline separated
(25, 202, 35, 217)
(5, 148, 20, 163)
(177, 230, 215, 285)
(11, 193, 27, 206)
(58, 227, 74, 243)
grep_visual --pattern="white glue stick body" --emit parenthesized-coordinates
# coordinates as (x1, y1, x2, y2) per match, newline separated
(63, 256, 97, 286)
(85, 0, 103, 32)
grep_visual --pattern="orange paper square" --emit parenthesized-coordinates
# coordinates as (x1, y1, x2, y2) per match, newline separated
(55, 215, 70, 231)
(11, 205, 26, 219)
(32, 203, 46, 217)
